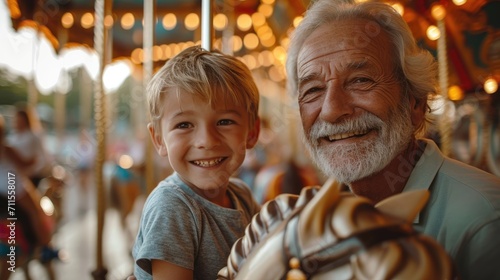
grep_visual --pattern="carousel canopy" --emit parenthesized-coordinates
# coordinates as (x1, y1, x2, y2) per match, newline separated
(1, 0, 500, 95)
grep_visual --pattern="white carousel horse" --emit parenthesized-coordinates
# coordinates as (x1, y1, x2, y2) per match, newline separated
(218, 178, 456, 280)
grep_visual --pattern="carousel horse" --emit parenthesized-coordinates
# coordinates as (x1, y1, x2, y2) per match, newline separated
(217, 178, 456, 280)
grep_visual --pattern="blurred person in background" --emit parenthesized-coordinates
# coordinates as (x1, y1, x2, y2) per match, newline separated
(0, 114, 55, 279)
(7, 106, 51, 188)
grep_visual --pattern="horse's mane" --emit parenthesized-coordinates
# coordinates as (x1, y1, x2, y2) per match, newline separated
(218, 180, 456, 280)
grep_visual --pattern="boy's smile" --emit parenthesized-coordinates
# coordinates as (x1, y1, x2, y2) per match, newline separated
(149, 89, 259, 204)
(191, 157, 226, 168)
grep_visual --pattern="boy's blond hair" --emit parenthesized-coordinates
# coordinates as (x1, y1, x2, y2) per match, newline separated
(147, 46, 259, 132)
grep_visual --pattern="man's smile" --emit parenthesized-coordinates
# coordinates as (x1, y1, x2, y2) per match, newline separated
(325, 129, 371, 141)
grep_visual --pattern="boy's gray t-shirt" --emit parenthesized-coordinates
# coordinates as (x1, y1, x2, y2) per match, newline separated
(133, 172, 260, 280)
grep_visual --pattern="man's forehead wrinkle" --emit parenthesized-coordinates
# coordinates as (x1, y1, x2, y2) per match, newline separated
(298, 55, 369, 79)
(297, 47, 345, 80)
(347, 59, 368, 69)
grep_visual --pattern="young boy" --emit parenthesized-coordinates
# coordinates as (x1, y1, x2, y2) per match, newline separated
(132, 46, 261, 280)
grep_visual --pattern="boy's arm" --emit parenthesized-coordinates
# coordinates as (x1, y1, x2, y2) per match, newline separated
(152, 259, 193, 280)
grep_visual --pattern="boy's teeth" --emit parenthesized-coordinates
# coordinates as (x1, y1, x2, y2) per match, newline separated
(193, 158, 223, 167)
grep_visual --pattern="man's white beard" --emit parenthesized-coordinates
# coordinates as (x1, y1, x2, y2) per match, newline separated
(304, 104, 414, 184)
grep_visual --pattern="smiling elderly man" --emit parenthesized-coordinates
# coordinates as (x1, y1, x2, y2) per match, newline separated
(283, 0, 500, 279)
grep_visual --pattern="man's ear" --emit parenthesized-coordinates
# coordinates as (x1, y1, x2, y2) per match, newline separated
(409, 95, 426, 127)
(246, 117, 260, 149)
(148, 122, 168, 157)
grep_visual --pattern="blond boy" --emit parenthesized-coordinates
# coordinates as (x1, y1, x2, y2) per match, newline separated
(132, 46, 261, 280)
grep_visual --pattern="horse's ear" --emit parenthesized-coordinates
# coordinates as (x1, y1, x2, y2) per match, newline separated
(375, 190, 429, 223)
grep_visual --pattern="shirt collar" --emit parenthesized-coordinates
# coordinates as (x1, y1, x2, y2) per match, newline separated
(403, 139, 445, 223)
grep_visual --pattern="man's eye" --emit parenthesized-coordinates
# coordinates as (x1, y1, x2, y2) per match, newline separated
(218, 119, 234, 126)
(299, 86, 323, 102)
(305, 87, 322, 94)
(351, 77, 373, 84)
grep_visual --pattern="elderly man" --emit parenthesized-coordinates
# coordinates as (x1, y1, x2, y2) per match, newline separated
(284, 0, 500, 279)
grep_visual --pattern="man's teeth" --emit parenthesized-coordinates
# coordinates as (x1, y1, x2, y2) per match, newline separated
(193, 158, 224, 167)
(327, 130, 367, 141)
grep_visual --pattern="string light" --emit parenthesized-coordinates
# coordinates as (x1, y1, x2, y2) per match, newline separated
(184, 13, 200, 31)
(484, 77, 498, 94)
(162, 13, 177, 30)
(213, 13, 228, 31)
(81, 12, 94, 29)
(431, 4, 446, 21)
(61, 12, 74, 28)
(121, 13, 135, 30)
(237, 14, 252, 31)
(452, 0, 467, 6)
(426, 25, 441, 40)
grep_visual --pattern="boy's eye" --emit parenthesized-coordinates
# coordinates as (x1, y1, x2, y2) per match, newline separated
(218, 119, 235, 126)
(175, 122, 192, 129)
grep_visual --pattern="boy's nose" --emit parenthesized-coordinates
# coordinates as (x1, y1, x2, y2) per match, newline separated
(194, 126, 220, 149)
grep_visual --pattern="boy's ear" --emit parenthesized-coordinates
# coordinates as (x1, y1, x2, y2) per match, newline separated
(246, 117, 260, 149)
(148, 122, 168, 157)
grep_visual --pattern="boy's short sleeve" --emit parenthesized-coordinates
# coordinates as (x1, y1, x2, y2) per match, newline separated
(229, 177, 261, 217)
(133, 184, 199, 277)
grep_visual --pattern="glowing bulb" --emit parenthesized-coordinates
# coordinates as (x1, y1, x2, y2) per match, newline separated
(237, 14, 252, 32)
(452, 0, 467, 6)
(293, 16, 303, 28)
(426, 25, 441, 41)
(81, 12, 94, 29)
(162, 13, 177, 30)
(184, 13, 200, 31)
(243, 33, 259, 50)
(448, 85, 464, 101)
(431, 4, 446, 21)
(484, 78, 498, 94)
(61, 13, 74, 28)
(121, 13, 135, 30)
(391, 3, 404, 15)
(40, 196, 55, 216)
(213, 13, 228, 31)
(104, 15, 114, 28)
(119, 154, 134, 169)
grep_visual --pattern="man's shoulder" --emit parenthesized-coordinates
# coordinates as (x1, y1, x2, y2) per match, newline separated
(437, 157, 500, 209)
(420, 156, 500, 251)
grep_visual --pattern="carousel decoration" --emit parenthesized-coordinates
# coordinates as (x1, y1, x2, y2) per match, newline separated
(218, 178, 455, 280)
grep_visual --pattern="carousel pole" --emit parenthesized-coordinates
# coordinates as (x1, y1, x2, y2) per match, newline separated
(434, 5, 452, 157)
(221, 2, 235, 55)
(91, 0, 111, 278)
(144, 0, 156, 194)
(201, 0, 214, 50)
(28, 32, 39, 107)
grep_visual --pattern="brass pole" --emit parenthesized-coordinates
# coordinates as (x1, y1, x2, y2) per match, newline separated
(437, 19, 452, 156)
(144, 0, 156, 194)
(201, 0, 214, 50)
(91, 0, 111, 278)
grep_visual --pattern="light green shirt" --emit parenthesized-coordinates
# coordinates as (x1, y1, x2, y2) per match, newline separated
(404, 139, 500, 280)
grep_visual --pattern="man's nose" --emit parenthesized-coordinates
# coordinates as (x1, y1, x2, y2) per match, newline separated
(318, 85, 354, 123)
